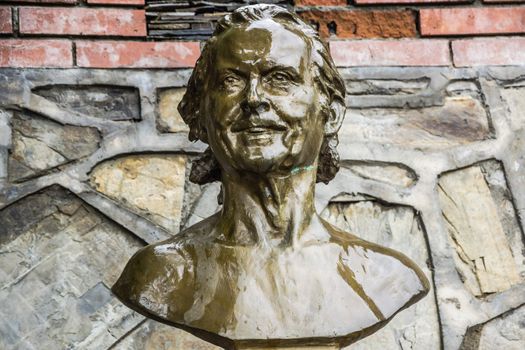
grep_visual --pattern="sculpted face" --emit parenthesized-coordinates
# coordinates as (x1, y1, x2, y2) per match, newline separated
(203, 19, 329, 175)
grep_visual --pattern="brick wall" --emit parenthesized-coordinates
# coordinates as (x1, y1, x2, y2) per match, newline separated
(1, 1, 525, 350)
(1, 1, 524, 67)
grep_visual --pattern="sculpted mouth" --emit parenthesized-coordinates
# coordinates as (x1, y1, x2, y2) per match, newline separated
(243, 126, 284, 133)
(231, 122, 287, 133)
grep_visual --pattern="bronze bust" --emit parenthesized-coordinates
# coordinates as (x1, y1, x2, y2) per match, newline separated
(112, 5, 429, 349)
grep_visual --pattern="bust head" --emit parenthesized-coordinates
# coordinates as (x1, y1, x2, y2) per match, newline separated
(178, 4, 346, 184)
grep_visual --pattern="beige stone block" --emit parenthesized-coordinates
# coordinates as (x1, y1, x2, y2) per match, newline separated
(12, 132, 66, 171)
(90, 154, 187, 233)
(158, 88, 190, 133)
(438, 163, 522, 296)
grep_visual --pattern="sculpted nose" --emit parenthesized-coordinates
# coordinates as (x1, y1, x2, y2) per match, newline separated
(242, 78, 269, 114)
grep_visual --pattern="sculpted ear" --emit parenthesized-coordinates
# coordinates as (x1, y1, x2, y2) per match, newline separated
(324, 97, 346, 136)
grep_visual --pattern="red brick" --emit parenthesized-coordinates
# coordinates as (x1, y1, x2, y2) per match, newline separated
(330, 39, 451, 67)
(13, 0, 77, 3)
(0, 8, 12, 34)
(295, 0, 346, 6)
(86, 0, 145, 5)
(76, 41, 200, 68)
(420, 7, 525, 36)
(299, 10, 416, 38)
(0, 40, 72, 68)
(19, 7, 146, 37)
(452, 37, 525, 66)
(356, 0, 466, 3)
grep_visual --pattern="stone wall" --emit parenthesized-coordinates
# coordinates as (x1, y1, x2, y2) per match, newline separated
(1, 0, 525, 349)
(1, 66, 524, 350)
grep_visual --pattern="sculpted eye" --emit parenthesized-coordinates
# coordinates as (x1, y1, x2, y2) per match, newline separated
(272, 72, 289, 82)
(224, 76, 238, 84)
(220, 74, 245, 92)
(265, 71, 295, 89)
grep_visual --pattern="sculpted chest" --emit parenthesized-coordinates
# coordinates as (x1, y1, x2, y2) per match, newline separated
(113, 239, 428, 346)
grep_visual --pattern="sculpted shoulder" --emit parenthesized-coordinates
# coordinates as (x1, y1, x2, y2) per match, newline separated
(325, 220, 430, 321)
(111, 215, 219, 320)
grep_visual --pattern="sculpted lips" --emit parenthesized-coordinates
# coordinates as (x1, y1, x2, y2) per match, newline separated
(231, 118, 288, 145)
(231, 118, 287, 134)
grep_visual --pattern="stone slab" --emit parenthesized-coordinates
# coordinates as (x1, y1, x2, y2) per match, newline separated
(438, 160, 524, 296)
(33, 85, 141, 121)
(90, 154, 187, 233)
(0, 186, 145, 350)
(157, 87, 190, 133)
(340, 96, 491, 150)
(8, 110, 101, 182)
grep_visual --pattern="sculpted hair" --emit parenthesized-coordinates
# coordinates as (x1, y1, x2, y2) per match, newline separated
(178, 4, 346, 184)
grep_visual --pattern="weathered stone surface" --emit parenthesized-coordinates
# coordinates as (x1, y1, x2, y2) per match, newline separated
(438, 160, 524, 297)
(507, 129, 525, 223)
(0, 185, 80, 245)
(500, 86, 525, 130)
(346, 78, 430, 96)
(0, 110, 10, 145)
(112, 320, 221, 349)
(320, 195, 439, 350)
(157, 87, 189, 133)
(0, 186, 145, 350)
(461, 305, 525, 350)
(33, 85, 141, 121)
(0, 109, 10, 182)
(90, 154, 187, 233)
(340, 96, 491, 149)
(341, 161, 417, 188)
(446, 80, 481, 99)
(8, 110, 101, 182)
(0, 147, 6, 182)
(478, 305, 525, 349)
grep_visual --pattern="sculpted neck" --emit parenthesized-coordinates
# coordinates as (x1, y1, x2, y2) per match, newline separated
(218, 166, 320, 247)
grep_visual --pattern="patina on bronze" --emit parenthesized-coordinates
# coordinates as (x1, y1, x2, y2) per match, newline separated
(112, 5, 430, 349)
